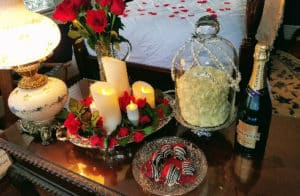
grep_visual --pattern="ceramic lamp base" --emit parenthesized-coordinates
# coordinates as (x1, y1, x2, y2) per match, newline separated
(8, 77, 68, 144)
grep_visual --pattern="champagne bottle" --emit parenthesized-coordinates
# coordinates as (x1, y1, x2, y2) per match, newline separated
(234, 42, 272, 157)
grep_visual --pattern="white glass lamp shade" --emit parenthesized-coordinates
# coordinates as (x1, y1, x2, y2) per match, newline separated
(8, 77, 68, 122)
(0, 0, 61, 69)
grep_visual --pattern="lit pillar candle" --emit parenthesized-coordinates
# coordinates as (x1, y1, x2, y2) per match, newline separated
(126, 101, 139, 126)
(90, 82, 121, 135)
(102, 57, 131, 97)
(132, 81, 155, 108)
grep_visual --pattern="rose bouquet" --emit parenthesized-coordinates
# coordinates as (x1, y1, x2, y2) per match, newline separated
(53, 0, 132, 56)
(59, 90, 172, 150)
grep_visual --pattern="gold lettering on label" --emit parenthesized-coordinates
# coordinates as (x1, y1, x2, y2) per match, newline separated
(237, 120, 260, 149)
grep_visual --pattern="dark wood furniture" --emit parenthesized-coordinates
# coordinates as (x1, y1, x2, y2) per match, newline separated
(0, 97, 300, 195)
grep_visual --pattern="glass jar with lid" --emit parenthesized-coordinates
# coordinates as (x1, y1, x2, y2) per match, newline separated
(171, 15, 241, 136)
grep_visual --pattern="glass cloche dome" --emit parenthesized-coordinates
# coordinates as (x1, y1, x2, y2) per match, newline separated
(171, 15, 241, 136)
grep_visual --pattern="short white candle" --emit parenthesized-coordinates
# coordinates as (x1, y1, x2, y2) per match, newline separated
(126, 101, 139, 126)
(90, 82, 121, 135)
(132, 81, 155, 108)
(102, 57, 131, 97)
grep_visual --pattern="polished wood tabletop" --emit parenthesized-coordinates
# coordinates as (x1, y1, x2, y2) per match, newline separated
(1, 113, 300, 195)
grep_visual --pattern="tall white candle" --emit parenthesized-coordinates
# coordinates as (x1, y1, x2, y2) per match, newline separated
(90, 82, 121, 135)
(102, 57, 131, 97)
(132, 81, 155, 108)
(126, 101, 139, 126)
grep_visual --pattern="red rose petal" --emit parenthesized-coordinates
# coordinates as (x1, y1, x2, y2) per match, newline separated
(142, 2, 147, 4)
(148, 12, 157, 16)
(206, 8, 212, 12)
(188, 14, 195, 17)
(173, 11, 179, 14)
(169, 15, 175, 18)
(219, 8, 225, 11)
(163, 3, 170, 7)
(181, 9, 189, 12)
(172, 6, 177, 9)
(224, 1, 231, 4)
(210, 13, 218, 18)
(225, 7, 231, 10)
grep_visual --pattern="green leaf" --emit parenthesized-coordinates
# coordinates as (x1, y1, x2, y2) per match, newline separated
(55, 108, 69, 121)
(142, 103, 155, 118)
(91, 111, 100, 127)
(75, 37, 84, 45)
(157, 103, 172, 116)
(142, 126, 153, 135)
(69, 98, 85, 116)
(155, 89, 164, 99)
(68, 29, 81, 39)
(117, 137, 130, 147)
(110, 30, 119, 39)
(103, 137, 108, 149)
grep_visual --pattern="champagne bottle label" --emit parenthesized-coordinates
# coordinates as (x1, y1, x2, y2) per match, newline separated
(237, 120, 261, 149)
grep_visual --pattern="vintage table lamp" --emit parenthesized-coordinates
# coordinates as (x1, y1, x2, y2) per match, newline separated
(0, 0, 68, 144)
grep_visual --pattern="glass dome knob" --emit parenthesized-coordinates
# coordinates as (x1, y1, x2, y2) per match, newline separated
(195, 15, 220, 36)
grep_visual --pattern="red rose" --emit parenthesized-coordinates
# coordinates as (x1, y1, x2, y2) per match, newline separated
(108, 137, 117, 149)
(80, 97, 93, 107)
(73, 0, 91, 9)
(110, 0, 125, 15)
(64, 113, 81, 135)
(139, 115, 151, 124)
(98, 136, 107, 149)
(133, 131, 145, 143)
(53, 1, 78, 23)
(118, 127, 129, 137)
(157, 98, 169, 105)
(119, 91, 134, 112)
(136, 98, 147, 108)
(97, 0, 112, 7)
(90, 135, 100, 146)
(96, 117, 104, 129)
(157, 107, 164, 119)
(86, 10, 107, 33)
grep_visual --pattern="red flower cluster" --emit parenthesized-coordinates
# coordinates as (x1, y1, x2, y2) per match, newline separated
(118, 91, 135, 111)
(63, 88, 172, 150)
(54, 0, 125, 31)
(64, 113, 81, 134)
(53, 0, 130, 50)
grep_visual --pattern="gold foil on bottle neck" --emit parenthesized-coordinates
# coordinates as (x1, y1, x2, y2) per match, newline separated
(253, 42, 270, 61)
(248, 42, 270, 91)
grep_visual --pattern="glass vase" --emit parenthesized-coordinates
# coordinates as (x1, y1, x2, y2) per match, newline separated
(95, 41, 131, 81)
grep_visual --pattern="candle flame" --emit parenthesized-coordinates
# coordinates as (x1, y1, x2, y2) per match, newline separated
(101, 88, 113, 95)
(141, 86, 151, 93)
(127, 101, 137, 110)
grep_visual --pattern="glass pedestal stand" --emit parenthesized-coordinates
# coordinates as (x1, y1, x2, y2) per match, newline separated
(173, 102, 237, 137)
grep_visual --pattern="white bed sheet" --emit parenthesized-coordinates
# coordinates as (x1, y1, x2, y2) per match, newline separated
(89, 0, 247, 69)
